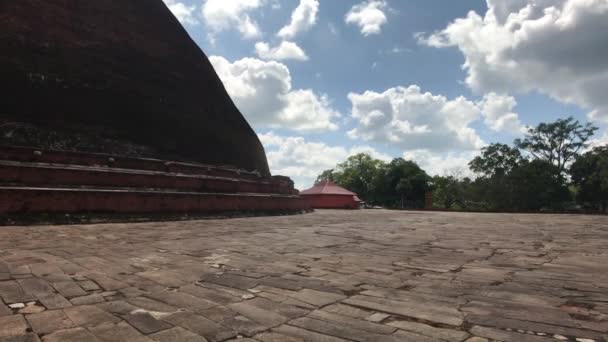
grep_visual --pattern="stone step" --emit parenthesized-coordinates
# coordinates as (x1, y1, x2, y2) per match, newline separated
(0, 186, 309, 214)
(0, 145, 264, 181)
(0, 160, 292, 195)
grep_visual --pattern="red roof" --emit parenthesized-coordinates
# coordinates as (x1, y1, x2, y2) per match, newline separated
(300, 181, 357, 196)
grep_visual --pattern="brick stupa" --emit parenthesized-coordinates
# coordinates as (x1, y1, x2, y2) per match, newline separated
(0, 0, 308, 220)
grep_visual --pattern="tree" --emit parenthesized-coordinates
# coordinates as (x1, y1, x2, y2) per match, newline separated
(382, 158, 430, 208)
(431, 176, 466, 209)
(315, 169, 337, 184)
(507, 160, 571, 211)
(570, 146, 608, 212)
(469, 143, 524, 177)
(332, 153, 385, 201)
(514, 117, 597, 175)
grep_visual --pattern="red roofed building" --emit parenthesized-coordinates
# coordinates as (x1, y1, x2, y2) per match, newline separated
(300, 181, 361, 209)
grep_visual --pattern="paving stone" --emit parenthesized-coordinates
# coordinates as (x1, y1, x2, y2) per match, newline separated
(69, 294, 105, 305)
(78, 280, 100, 291)
(228, 301, 289, 327)
(272, 324, 351, 342)
(85, 274, 128, 291)
(258, 277, 302, 291)
(288, 317, 407, 342)
(0, 281, 34, 304)
(89, 322, 154, 342)
(309, 310, 396, 334)
(41, 327, 102, 342)
(124, 312, 173, 334)
(1, 211, 608, 341)
(200, 274, 259, 291)
(254, 332, 306, 342)
(323, 304, 371, 319)
(146, 291, 217, 313)
(344, 295, 464, 327)
(149, 327, 208, 342)
(179, 284, 240, 305)
(465, 314, 605, 341)
(17, 279, 55, 299)
(198, 306, 238, 323)
(39, 294, 72, 310)
(220, 315, 267, 336)
(51, 281, 87, 298)
(0, 315, 29, 337)
(64, 305, 121, 327)
(97, 300, 140, 315)
(119, 287, 146, 298)
(162, 312, 236, 342)
(0, 333, 41, 342)
(469, 325, 557, 342)
(288, 289, 345, 307)
(0, 302, 11, 316)
(128, 297, 180, 314)
(243, 297, 309, 319)
(26, 310, 75, 335)
(388, 320, 470, 341)
(365, 312, 390, 323)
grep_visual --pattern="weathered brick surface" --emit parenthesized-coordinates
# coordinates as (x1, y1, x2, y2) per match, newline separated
(0, 210, 607, 341)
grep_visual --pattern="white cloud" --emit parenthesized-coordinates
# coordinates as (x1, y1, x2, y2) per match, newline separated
(202, 0, 263, 40)
(403, 150, 478, 178)
(589, 132, 608, 149)
(210, 56, 340, 132)
(419, 0, 608, 122)
(259, 132, 390, 189)
(345, 0, 389, 36)
(278, 0, 319, 39)
(479, 93, 525, 134)
(347, 85, 486, 152)
(163, 0, 198, 25)
(255, 41, 308, 61)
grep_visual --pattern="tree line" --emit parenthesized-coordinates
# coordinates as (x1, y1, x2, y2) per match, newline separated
(315, 117, 608, 212)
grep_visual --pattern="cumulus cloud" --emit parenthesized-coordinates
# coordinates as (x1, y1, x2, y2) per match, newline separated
(278, 0, 319, 39)
(259, 132, 390, 189)
(347, 85, 486, 152)
(255, 41, 308, 61)
(418, 0, 608, 122)
(163, 0, 198, 25)
(479, 93, 525, 134)
(202, 0, 263, 40)
(210, 56, 340, 132)
(345, 0, 389, 36)
(403, 150, 478, 178)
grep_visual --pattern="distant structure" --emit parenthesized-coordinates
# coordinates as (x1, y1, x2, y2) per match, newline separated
(300, 181, 361, 209)
(0, 0, 309, 218)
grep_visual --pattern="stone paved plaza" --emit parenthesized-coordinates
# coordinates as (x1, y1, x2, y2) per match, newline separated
(0, 210, 607, 342)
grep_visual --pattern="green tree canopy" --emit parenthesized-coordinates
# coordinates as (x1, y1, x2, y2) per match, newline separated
(514, 117, 597, 174)
(570, 146, 608, 211)
(469, 143, 524, 177)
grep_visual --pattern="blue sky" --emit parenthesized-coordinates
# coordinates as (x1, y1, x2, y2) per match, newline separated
(163, 0, 608, 189)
